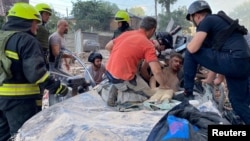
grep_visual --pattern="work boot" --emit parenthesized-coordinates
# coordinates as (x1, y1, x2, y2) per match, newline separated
(185, 94, 195, 100)
(184, 90, 195, 100)
(173, 90, 194, 101)
(107, 85, 118, 107)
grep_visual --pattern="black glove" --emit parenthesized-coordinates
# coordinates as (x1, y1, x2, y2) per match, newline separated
(39, 77, 69, 96)
(55, 84, 69, 96)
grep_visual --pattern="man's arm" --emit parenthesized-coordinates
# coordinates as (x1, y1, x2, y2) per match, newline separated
(149, 61, 169, 89)
(187, 31, 207, 53)
(149, 76, 157, 89)
(63, 53, 72, 71)
(62, 54, 72, 58)
(105, 40, 114, 52)
(51, 44, 60, 57)
(140, 61, 151, 82)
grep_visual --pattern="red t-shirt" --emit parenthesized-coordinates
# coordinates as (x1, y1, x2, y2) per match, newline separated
(106, 30, 158, 80)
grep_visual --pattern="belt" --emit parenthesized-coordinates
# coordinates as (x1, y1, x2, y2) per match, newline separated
(106, 71, 124, 84)
(106, 71, 137, 86)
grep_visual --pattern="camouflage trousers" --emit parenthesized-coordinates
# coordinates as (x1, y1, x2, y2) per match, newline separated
(98, 74, 155, 107)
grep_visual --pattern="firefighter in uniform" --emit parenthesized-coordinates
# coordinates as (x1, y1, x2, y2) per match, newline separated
(112, 10, 133, 39)
(35, 3, 52, 69)
(0, 3, 68, 141)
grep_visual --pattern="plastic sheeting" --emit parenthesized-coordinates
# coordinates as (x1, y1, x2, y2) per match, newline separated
(15, 90, 167, 141)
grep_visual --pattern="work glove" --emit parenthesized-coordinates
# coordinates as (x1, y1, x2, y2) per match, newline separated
(149, 88, 174, 103)
(55, 83, 69, 97)
(40, 78, 69, 97)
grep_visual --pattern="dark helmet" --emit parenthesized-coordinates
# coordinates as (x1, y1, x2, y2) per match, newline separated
(88, 52, 103, 63)
(186, 0, 212, 21)
(155, 32, 173, 49)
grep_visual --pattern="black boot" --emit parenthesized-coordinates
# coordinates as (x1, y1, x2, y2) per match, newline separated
(173, 90, 194, 101)
(184, 90, 195, 100)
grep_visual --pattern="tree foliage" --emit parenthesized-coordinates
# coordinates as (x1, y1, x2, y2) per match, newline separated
(158, 6, 192, 34)
(71, 0, 119, 32)
(45, 10, 74, 34)
(157, 0, 178, 14)
(229, 1, 250, 30)
(46, 11, 62, 33)
(129, 7, 145, 16)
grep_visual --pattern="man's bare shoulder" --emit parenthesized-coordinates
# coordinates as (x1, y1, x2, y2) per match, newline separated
(162, 67, 171, 74)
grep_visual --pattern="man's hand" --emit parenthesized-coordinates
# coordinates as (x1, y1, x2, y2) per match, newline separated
(151, 39, 160, 48)
(63, 58, 70, 71)
(158, 84, 170, 89)
(55, 84, 69, 97)
(65, 63, 70, 71)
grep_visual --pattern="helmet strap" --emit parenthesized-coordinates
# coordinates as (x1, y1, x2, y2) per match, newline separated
(191, 15, 198, 27)
(118, 21, 129, 32)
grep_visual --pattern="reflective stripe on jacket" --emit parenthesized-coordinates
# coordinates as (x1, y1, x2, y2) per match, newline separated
(1, 18, 54, 99)
(0, 83, 40, 96)
(2, 30, 49, 98)
(5, 50, 19, 60)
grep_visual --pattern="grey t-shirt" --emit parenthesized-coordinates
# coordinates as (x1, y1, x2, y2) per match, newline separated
(49, 32, 66, 63)
(84, 64, 106, 85)
(48, 32, 66, 70)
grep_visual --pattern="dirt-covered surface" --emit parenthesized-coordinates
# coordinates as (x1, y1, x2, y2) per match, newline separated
(15, 90, 166, 141)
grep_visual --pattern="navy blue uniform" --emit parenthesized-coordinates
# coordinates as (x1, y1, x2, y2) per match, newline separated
(184, 14, 250, 124)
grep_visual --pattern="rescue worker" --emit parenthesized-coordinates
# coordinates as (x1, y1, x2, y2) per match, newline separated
(0, 3, 68, 141)
(35, 3, 53, 111)
(155, 32, 173, 50)
(105, 16, 170, 107)
(84, 52, 106, 85)
(112, 10, 133, 39)
(35, 3, 52, 69)
(140, 31, 173, 84)
(184, 0, 250, 124)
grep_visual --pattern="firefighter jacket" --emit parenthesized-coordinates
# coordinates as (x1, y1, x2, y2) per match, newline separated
(0, 17, 58, 98)
(112, 26, 133, 39)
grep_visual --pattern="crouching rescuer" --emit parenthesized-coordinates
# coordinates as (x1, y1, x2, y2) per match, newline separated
(103, 16, 171, 107)
(0, 3, 68, 141)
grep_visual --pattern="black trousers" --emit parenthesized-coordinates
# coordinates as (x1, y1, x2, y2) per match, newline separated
(0, 98, 37, 141)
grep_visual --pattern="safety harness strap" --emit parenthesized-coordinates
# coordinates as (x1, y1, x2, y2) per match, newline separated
(212, 20, 238, 50)
(212, 10, 248, 51)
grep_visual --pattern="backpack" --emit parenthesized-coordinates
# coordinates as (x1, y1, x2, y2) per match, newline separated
(146, 101, 230, 141)
(212, 10, 248, 50)
(0, 30, 18, 86)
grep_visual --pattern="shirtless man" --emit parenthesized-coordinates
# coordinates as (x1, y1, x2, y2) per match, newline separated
(149, 53, 183, 92)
